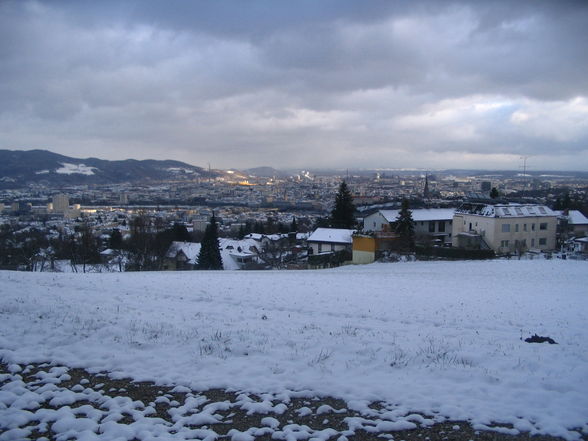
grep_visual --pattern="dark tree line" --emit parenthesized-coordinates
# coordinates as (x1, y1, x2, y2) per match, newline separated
(0, 217, 197, 272)
(124, 217, 195, 271)
(236, 216, 304, 239)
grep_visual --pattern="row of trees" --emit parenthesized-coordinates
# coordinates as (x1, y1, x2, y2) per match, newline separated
(0, 217, 200, 272)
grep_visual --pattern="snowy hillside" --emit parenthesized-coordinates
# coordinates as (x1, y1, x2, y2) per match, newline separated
(1, 260, 587, 439)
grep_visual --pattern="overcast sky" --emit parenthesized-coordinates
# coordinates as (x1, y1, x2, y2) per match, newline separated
(1, 0, 587, 171)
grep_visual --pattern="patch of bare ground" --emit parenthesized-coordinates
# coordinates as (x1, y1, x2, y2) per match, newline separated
(1, 362, 585, 441)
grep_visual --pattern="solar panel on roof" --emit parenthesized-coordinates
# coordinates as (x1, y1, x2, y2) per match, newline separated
(538, 207, 547, 214)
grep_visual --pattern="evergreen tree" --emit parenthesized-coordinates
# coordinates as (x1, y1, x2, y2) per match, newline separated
(109, 228, 123, 250)
(330, 181, 356, 229)
(394, 199, 415, 251)
(490, 187, 499, 199)
(197, 214, 223, 270)
(171, 223, 191, 242)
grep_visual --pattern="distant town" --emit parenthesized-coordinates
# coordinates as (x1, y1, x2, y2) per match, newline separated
(1, 158, 587, 272)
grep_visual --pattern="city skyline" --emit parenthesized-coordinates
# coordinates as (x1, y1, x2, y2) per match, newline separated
(1, 0, 587, 171)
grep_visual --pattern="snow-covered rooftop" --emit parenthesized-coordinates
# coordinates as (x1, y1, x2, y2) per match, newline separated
(379, 208, 456, 223)
(456, 203, 556, 218)
(307, 228, 355, 244)
(555, 210, 588, 225)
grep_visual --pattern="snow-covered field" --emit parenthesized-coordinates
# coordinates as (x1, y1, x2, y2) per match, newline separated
(1, 260, 587, 439)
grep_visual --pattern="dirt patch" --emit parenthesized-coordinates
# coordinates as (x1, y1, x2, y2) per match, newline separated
(1, 361, 585, 441)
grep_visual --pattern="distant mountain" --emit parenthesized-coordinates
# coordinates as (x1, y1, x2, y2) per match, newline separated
(0, 149, 219, 188)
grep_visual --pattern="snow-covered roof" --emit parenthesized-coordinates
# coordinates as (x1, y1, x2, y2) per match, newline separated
(244, 233, 290, 241)
(307, 228, 354, 244)
(456, 203, 556, 218)
(555, 210, 588, 225)
(379, 208, 456, 223)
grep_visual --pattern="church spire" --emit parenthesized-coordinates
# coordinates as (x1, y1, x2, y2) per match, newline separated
(423, 173, 430, 199)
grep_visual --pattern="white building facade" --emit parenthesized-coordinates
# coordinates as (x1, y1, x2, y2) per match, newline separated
(452, 204, 557, 254)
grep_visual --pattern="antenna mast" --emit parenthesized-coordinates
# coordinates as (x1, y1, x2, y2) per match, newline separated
(520, 156, 530, 193)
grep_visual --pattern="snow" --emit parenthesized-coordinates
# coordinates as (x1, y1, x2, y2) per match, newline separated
(55, 162, 97, 175)
(555, 210, 588, 226)
(0, 260, 587, 439)
(166, 167, 197, 175)
(380, 208, 456, 223)
(307, 228, 355, 244)
(567, 210, 588, 225)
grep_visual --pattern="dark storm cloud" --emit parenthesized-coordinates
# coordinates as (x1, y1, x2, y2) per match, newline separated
(0, 0, 586, 170)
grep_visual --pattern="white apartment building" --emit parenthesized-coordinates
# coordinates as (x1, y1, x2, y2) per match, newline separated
(452, 203, 557, 254)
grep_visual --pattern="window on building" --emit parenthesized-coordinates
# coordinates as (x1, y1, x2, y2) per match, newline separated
(540, 223, 548, 230)
(539, 238, 547, 246)
(515, 224, 519, 232)
(523, 224, 527, 231)
(501, 240, 509, 247)
(429, 221, 435, 233)
(531, 238, 535, 247)
(532, 223, 535, 231)
(502, 224, 510, 233)
(438, 221, 445, 232)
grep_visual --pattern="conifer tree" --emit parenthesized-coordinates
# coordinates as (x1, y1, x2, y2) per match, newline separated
(172, 223, 191, 242)
(109, 229, 123, 250)
(394, 199, 415, 251)
(290, 217, 298, 232)
(197, 214, 223, 270)
(330, 181, 356, 229)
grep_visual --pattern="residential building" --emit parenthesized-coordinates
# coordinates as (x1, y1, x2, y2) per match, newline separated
(307, 228, 354, 255)
(164, 238, 260, 270)
(573, 237, 588, 254)
(363, 208, 455, 245)
(556, 210, 588, 237)
(452, 203, 557, 254)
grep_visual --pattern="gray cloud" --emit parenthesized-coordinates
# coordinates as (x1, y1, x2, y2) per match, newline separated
(0, 0, 587, 170)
